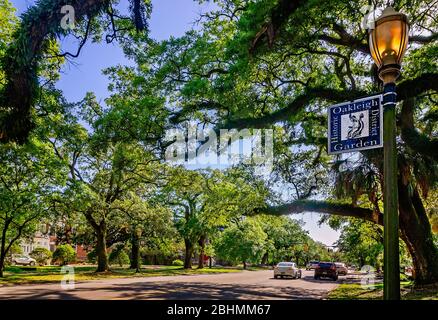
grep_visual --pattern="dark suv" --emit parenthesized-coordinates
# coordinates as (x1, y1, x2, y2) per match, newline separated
(314, 262, 338, 281)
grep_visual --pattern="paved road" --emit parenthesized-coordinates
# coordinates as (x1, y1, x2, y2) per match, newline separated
(0, 270, 342, 300)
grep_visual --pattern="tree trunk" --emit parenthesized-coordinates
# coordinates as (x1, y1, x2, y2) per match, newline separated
(0, 245, 5, 278)
(261, 252, 268, 265)
(259, 183, 438, 284)
(197, 235, 206, 269)
(359, 256, 365, 268)
(0, 257, 4, 278)
(0, 244, 6, 279)
(184, 238, 194, 269)
(130, 231, 141, 272)
(96, 225, 109, 272)
(295, 254, 300, 266)
(0, 219, 12, 278)
(398, 169, 438, 285)
(243, 261, 247, 269)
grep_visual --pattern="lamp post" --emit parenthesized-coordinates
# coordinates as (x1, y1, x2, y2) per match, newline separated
(368, 6, 409, 300)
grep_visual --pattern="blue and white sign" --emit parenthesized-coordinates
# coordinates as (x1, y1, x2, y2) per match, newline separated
(328, 94, 383, 155)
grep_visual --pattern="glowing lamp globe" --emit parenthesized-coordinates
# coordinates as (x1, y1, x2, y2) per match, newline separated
(369, 7, 409, 83)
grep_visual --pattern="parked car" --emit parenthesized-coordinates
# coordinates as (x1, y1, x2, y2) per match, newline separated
(11, 254, 36, 266)
(274, 262, 302, 279)
(347, 264, 357, 271)
(314, 262, 338, 281)
(404, 266, 413, 274)
(306, 261, 319, 270)
(335, 262, 348, 275)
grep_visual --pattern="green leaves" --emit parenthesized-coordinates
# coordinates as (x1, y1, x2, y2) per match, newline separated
(0, 136, 65, 274)
(335, 218, 384, 267)
(162, 166, 270, 250)
(214, 217, 267, 265)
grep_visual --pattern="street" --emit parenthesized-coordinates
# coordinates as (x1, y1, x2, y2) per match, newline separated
(0, 270, 343, 300)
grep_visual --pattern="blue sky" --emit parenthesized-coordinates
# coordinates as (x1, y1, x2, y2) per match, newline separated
(11, 0, 340, 246)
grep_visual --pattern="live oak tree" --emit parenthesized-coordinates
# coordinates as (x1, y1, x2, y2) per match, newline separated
(254, 215, 310, 265)
(213, 214, 329, 267)
(0, 139, 65, 276)
(40, 27, 171, 273)
(197, 167, 270, 268)
(214, 217, 267, 269)
(162, 168, 206, 269)
(163, 167, 268, 269)
(0, 0, 152, 142)
(1, 0, 437, 285)
(0, 1, 67, 273)
(124, 0, 437, 285)
(113, 191, 177, 272)
(334, 218, 385, 269)
(47, 93, 168, 272)
(333, 217, 416, 272)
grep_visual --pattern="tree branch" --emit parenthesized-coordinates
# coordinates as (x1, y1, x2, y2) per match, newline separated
(250, 0, 307, 53)
(222, 87, 366, 129)
(396, 73, 438, 101)
(317, 23, 370, 54)
(220, 73, 438, 129)
(253, 200, 383, 226)
(400, 98, 438, 161)
(410, 33, 438, 44)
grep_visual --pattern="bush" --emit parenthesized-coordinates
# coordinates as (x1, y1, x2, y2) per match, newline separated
(109, 249, 130, 267)
(30, 247, 52, 265)
(172, 259, 184, 266)
(52, 244, 76, 266)
(87, 249, 97, 264)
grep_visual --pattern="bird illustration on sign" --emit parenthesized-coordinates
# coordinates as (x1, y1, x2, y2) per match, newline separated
(347, 112, 365, 139)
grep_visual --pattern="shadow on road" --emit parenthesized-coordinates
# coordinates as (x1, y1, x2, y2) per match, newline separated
(298, 274, 366, 285)
(0, 281, 333, 300)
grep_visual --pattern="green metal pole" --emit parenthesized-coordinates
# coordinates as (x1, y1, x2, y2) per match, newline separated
(382, 82, 400, 300)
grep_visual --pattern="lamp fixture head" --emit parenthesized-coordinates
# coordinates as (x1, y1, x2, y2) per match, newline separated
(368, 6, 409, 83)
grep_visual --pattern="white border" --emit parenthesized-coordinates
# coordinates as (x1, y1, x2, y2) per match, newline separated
(327, 94, 383, 155)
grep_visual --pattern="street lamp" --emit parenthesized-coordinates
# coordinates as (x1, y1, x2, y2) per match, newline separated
(369, 6, 409, 83)
(368, 6, 409, 301)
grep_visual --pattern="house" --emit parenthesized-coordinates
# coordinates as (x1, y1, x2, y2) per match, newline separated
(20, 226, 51, 255)
(20, 224, 88, 263)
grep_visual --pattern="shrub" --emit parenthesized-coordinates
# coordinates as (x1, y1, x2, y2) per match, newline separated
(52, 244, 76, 266)
(172, 259, 184, 266)
(87, 249, 97, 264)
(109, 249, 130, 267)
(30, 247, 52, 265)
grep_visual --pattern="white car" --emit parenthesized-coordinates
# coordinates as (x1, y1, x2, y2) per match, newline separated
(274, 262, 302, 279)
(306, 261, 319, 270)
(12, 254, 36, 266)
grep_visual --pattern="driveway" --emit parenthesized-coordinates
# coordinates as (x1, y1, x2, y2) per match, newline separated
(0, 270, 341, 300)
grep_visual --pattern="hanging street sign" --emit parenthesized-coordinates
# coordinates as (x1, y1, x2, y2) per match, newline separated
(328, 94, 383, 155)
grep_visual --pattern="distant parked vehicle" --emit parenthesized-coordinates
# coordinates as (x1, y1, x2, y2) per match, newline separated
(274, 262, 302, 279)
(404, 266, 413, 274)
(335, 262, 348, 275)
(12, 254, 36, 266)
(314, 262, 338, 281)
(306, 261, 319, 270)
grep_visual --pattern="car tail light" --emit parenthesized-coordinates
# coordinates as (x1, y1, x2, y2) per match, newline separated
(331, 265, 336, 270)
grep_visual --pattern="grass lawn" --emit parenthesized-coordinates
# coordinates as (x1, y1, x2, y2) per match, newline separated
(328, 281, 438, 300)
(0, 265, 244, 286)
